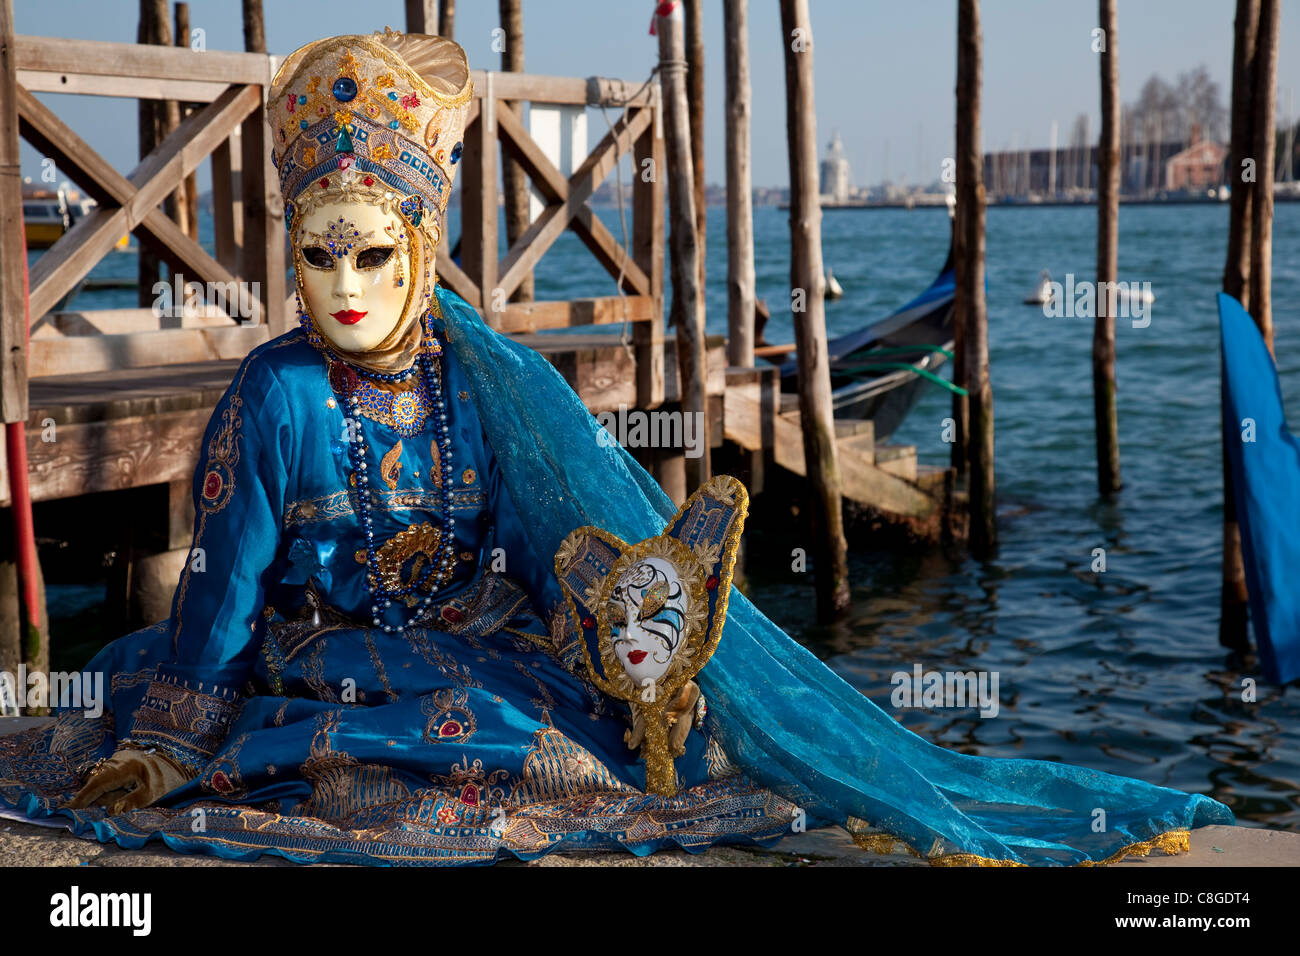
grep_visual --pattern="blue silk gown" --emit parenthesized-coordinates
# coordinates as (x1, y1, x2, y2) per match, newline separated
(0, 306, 796, 865)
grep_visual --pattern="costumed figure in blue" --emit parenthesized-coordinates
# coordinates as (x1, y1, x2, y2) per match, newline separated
(0, 30, 1233, 865)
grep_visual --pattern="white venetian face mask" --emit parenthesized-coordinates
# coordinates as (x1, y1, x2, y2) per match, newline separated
(608, 556, 690, 689)
(293, 198, 418, 353)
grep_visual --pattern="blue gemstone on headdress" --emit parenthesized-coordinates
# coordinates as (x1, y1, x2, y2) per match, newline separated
(399, 194, 424, 227)
(297, 94, 307, 105)
(450, 141, 463, 164)
(335, 125, 355, 153)
(387, 91, 399, 101)
(389, 121, 400, 130)
(300, 119, 309, 130)
(332, 77, 358, 102)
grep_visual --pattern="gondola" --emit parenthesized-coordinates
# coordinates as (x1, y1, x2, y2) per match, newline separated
(768, 226, 959, 442)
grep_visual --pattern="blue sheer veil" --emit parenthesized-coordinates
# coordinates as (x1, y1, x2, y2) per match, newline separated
(434, 286, 1233, 865)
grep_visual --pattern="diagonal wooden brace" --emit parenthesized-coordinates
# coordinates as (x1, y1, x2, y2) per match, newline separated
(495, 104, 652, 302)
(18, 83, 262, 324)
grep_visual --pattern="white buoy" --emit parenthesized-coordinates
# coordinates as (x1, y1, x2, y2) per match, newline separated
(1116, 284, 1155, 306)
(1023, 268, 1054, 306)
(825, 267, 844, 299)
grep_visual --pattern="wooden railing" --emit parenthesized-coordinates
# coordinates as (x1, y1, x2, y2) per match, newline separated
(11, 35, 283, 387)
(447, 68, 665, 408)
(3, 33, 667, 410)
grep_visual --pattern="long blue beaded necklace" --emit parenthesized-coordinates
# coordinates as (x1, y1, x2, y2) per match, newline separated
(335, 326, 457, 635)
(297, 281, 457, 635)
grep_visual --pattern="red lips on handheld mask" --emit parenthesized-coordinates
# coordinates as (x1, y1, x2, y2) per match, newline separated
(331, 309, 367, 325)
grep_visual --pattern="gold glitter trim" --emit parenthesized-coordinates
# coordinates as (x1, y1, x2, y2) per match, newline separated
(380, 439, 404, 490)
(848, 823, 1194, 867)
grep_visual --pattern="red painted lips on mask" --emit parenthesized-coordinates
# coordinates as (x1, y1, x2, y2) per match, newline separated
(331, 309, 367, 325)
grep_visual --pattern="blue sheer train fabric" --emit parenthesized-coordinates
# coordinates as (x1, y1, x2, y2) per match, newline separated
(0, 285, 1232, 865)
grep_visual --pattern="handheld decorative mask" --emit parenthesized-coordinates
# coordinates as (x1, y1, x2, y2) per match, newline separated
(554, 476, 749, 796)
(268, 28, 471, 370)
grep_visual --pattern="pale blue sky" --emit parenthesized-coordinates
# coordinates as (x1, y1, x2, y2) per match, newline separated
(14, 0, 1300, 190)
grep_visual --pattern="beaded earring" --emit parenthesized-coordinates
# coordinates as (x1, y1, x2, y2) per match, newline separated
(385, 221, 407, 289)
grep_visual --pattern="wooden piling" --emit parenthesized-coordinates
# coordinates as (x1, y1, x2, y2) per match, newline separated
(0, 0, 23, 429)
(404, 0, 437, 34)
(685, 0, 706, 303)
(724, 0, 755, 369)
(956, 0, 995, 555)
(1220, 0, 1260, 656)
(499, 0, 533, 303)
(1222, 0, 1259, 308)
(137, 0, 168, 308)
(174, 2, 198, 242)
(657, 2, 711, 493)
(439, 0, 456, 40)
(241, 0, 264, 55)
(950, 199, 968, 476)
(779, 0, 849, 619)
(1094, 0, 1122, 496)
(1248, 0, 1278, 351)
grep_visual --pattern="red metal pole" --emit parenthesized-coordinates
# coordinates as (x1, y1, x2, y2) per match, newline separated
(6, 224, 40, 632)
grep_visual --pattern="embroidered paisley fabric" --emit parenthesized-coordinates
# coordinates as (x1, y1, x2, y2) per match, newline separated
(0, 284, 1232, 865)
(0, 296, 796, 865)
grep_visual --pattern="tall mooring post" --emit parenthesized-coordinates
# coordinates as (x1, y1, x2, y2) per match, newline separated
(780, 0, 849, 619)
(956, 0, 995, 556)
(656, 1, 710, 493)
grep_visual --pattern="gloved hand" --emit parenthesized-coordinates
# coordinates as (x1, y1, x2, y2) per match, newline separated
(624, 680, 702, 757)
(665, 680, 702, 756)
(65, 746, 192, 814)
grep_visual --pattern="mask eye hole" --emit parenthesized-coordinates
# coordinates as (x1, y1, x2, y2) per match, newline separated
(301, 246, 334, 269)
(356, 245, 395, 270)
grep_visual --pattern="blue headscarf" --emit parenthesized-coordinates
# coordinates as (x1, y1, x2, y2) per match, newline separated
(434, 285, 1233, 865)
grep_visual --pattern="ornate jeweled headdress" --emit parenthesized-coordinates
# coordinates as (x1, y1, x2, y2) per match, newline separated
(268, 27, 472, 250)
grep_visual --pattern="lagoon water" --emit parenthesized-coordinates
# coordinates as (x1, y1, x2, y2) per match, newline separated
(42, 198, 1300, 831)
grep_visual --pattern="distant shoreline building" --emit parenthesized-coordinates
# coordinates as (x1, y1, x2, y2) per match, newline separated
(819, 131, 852, 204)
(1165, 139, 1229, 192)
(981, 134, 1228, 201)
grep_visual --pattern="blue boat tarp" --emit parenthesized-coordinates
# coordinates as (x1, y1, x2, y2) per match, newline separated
(1218, 291, 1300, 684)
